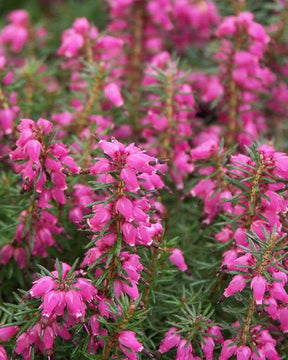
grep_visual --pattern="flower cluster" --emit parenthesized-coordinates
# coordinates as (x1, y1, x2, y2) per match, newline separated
(0, 10, 30, 53)
(139, 52, 196, 188)
(159, 324, 223, 360)
(11, 117, 79, 201)
(107, 0, 218, 54)
(15, 262, 97, 359)
(190, 143, 288, 358)
(0, 1, 288, 360)
(82, 139, 173, 300)
(215, 11, 275, 146)
(0, 118, 79, 268)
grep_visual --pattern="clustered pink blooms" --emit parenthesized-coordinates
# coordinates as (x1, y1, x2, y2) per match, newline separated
(1, 1, 288, 359)
(53, 17, 126, 158)
(139, 52, 196, 188)
(69, 184, 98, 226)
(0, 118, 79, 268)
(215, 11, 275, 146)
(190, 142, 288, 358)
(0, 10, 30, 53)
(1, 210, 63, 265)
(82, 139, 188, 298)
(0, 56, 18, 141)
(220, 324, 280, 360)
(159, 324, 223, 359)
(0, 9, 47, 57)
(118, 330, 144, 359)
(15, 262, 97, 359)
(267, 2, 288, 127)
(2, 138, 188, 359)
(190, 139, 226, 224)
(0, 326, 19, 360)
(107, 0, 218, 54)
(11, 117, 79, 201)
(57, 17, 124, 103)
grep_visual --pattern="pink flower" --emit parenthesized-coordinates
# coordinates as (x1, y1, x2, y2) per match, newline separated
(121, 167, 139, 191)
(270, 282, 288, 303)
(0, 345, 8, 360)
(262, 342, 280, 360)
(29, 276, 56, 297)
(169, 249, 188, 272)
(7, 10, 29, 26)
(96, 35, 123, 59)
(126, 153, 155, 174)
(0, 244, 14, 265)
(201, 336, 215, 360)
(89, 315, 100, 336)
(159, 327, 181, 354)
(114, 279, 139, 300)
(176, 339, 193, 360)
(76, 278, 97, 302)
(224, 274, 247, 298)
(99, 139, 125, 158)
(42, 290, 60, 318)
(263, 297, 278, 320)
(0, 325, 19, 341)
(122, 223, 137, 246)
(65, 290, 86, 320)
(279, 307, 288, 333)
(116, 198, 134, 221)
(119, 331, 143, 359)
(216, 16, 237, 36)
(2, 71, 13, 85)
(43, 326, 55, 350)
(104, 83, 124, 107)
(0, 56, 6, 70)
(15, 332, 29, 354)
(236, 345, 251, 360)
(90, 158, 111, 174)
(251, 275, 266, 305)
(247, 22, 269, 44)
(191, 140, 219, 161)
(0, 108, 15, 136)
(215, 227, 233, 243)
(191, 179, 215, 199)
(30, 262, 96, 323)
(1, 24, 29, 52)
(88, 206, 111, 232)
(25, 139, 42, 161)
(58, 29, 84, 58)
(72, 17, 90, 34)
(207, 325, 223, 344)
(13, 247, 26, 268)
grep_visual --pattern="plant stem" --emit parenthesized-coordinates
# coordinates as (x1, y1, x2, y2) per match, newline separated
(214, 153, 228, 189)
(226, 20, 243, 147)
(143, 246, 159, 307)
(0, 87, 8, 109)
(102, 301, 136, 360)
(161, 70, 174, 158)
(241, 233, 278, 344)
(24, 75, 34, 118)
(129, 0, 146, 130)
(231, 0, 246, 14)
(245, 162, 265, 228)
(240, 296, 255, 345)
(78, 62, 104, 130)
(104, 179, 125, 296)
(84, 35, 94, 67)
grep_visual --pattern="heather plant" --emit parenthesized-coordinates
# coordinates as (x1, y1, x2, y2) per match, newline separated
(0, 1, 288, 359)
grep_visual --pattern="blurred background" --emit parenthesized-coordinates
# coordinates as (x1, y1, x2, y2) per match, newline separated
(0, 0, 280, 28)
(0, 0, 108, 31)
